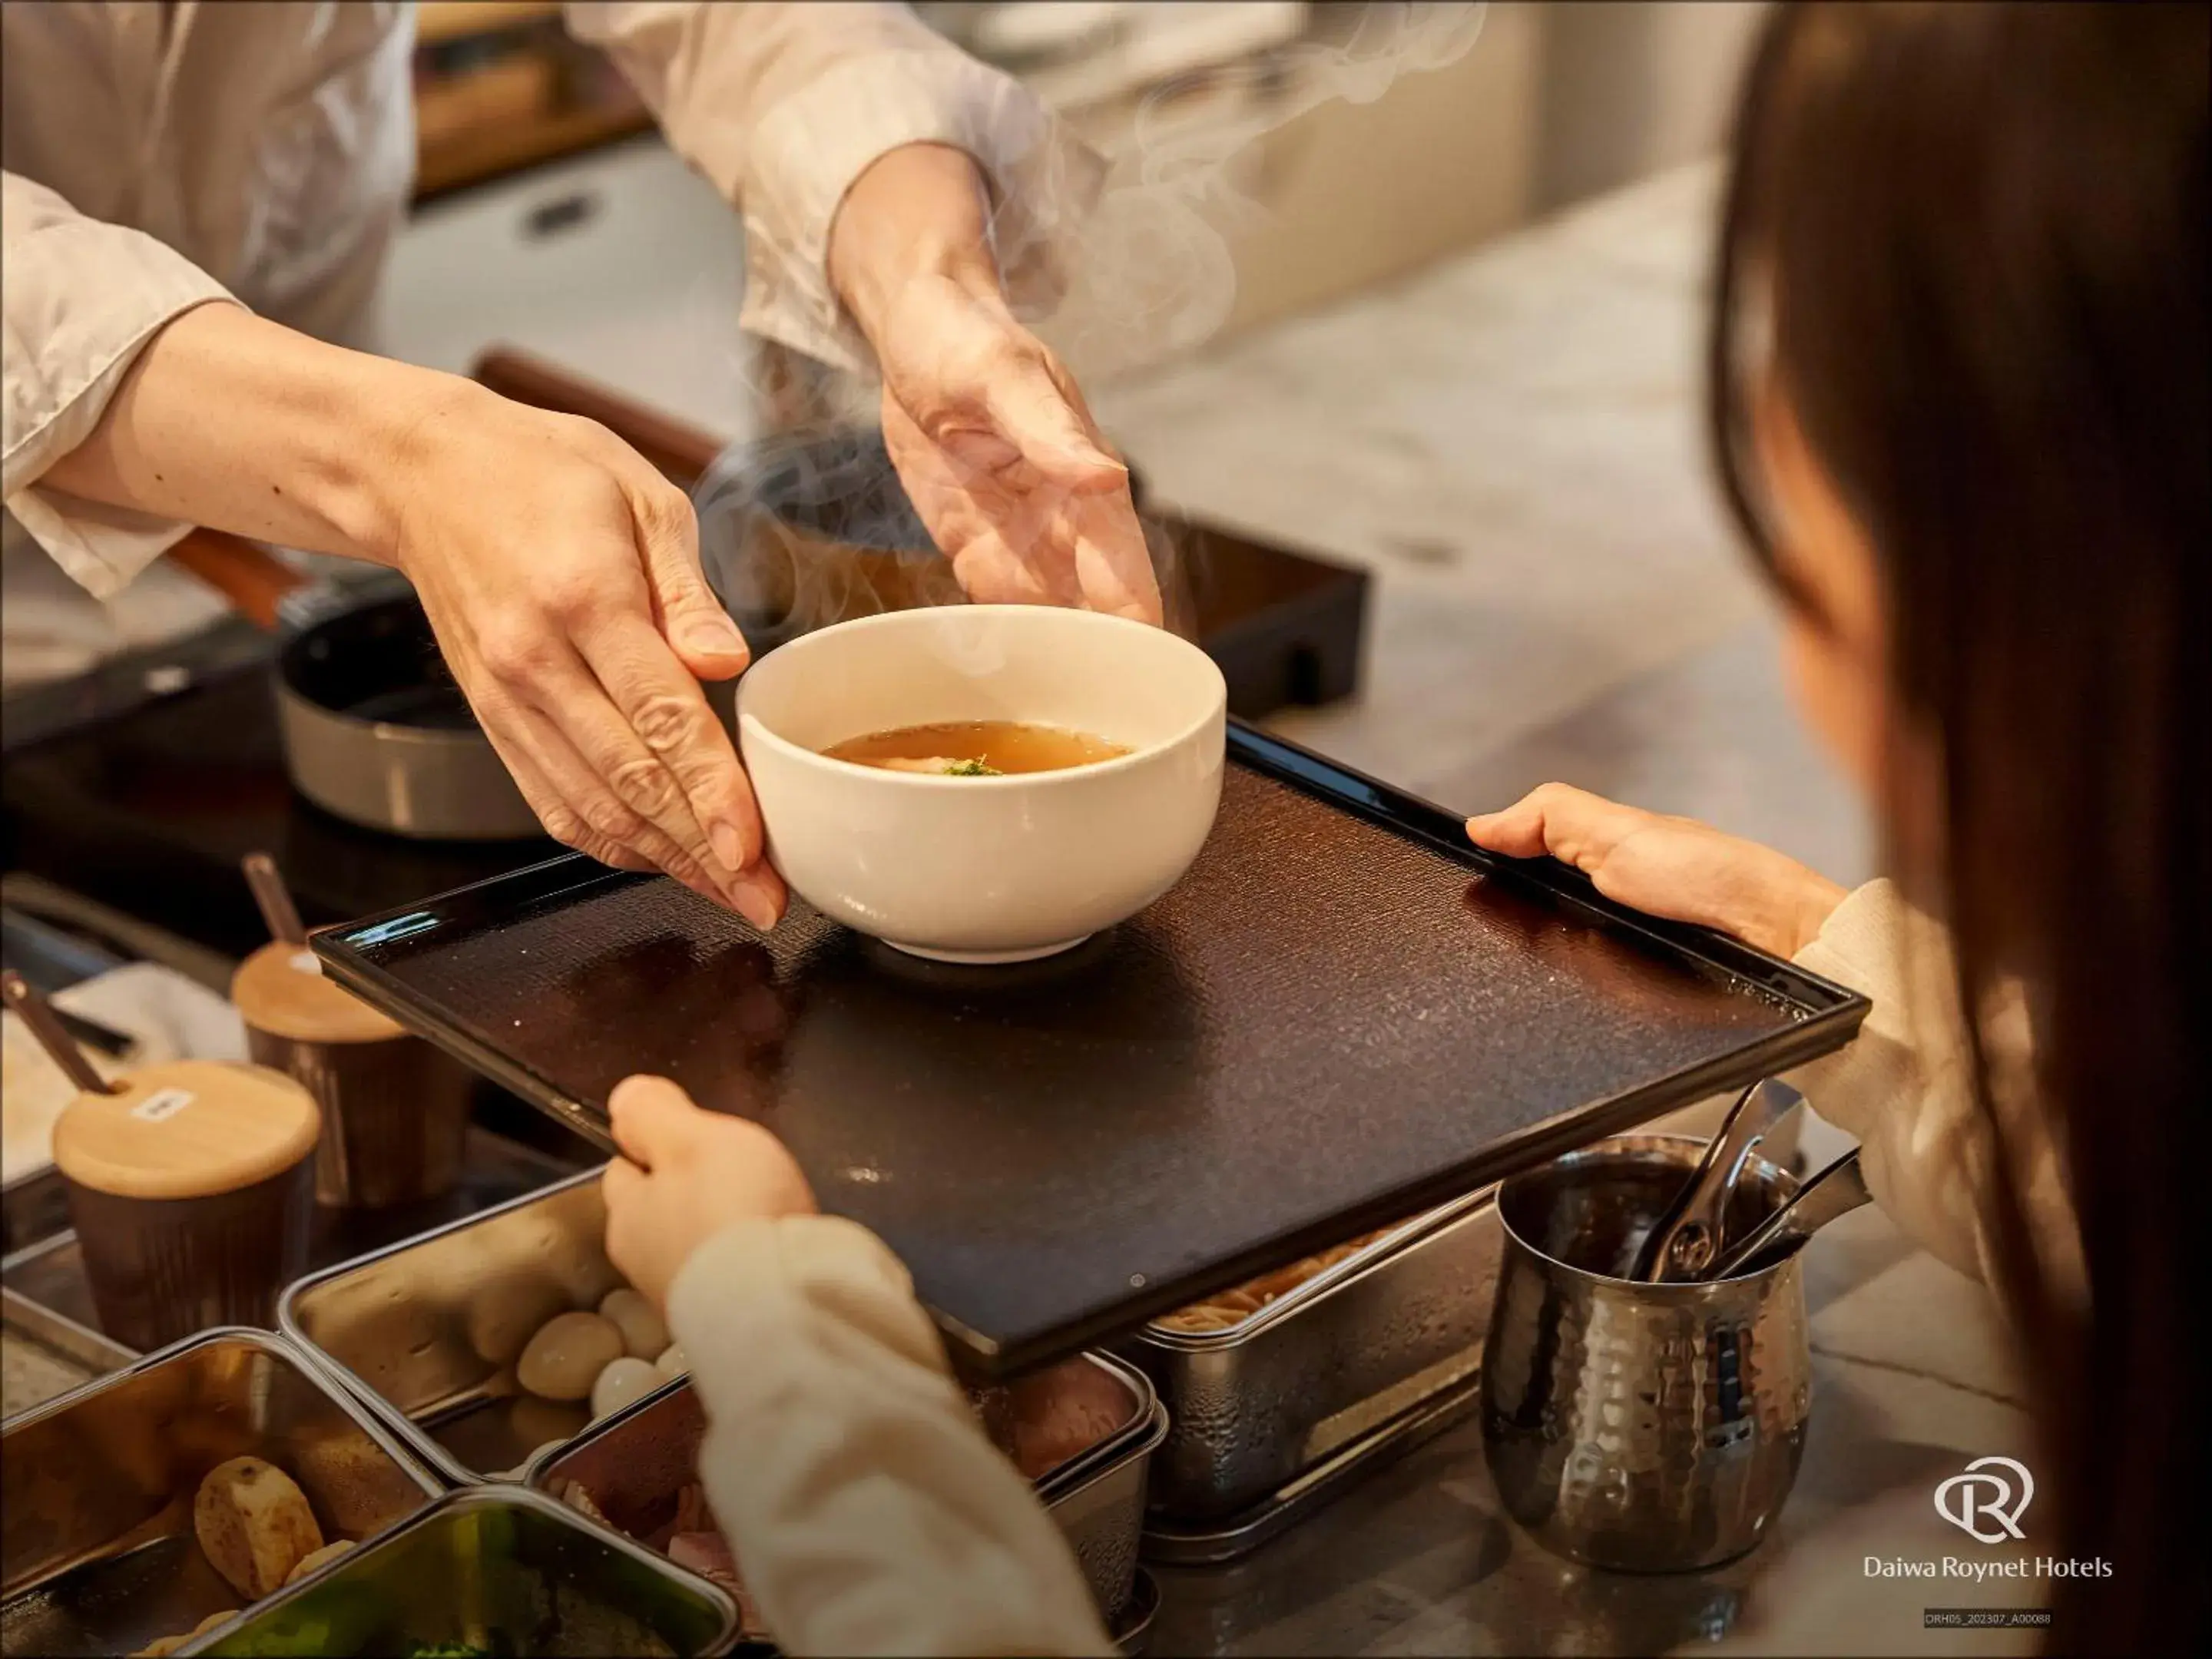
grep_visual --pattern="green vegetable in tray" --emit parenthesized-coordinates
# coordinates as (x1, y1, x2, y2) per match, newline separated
(402, 1645, 493, 1657)
(200, 1581, 388, 1657)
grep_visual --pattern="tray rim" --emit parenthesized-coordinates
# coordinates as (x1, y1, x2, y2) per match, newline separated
(307, 720, 1871, 1374)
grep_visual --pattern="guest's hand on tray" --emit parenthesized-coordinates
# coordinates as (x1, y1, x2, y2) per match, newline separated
(601, 1075, 818, 1310)
(829, 144, 1162, 627)
(1466, 783, 1847, 958)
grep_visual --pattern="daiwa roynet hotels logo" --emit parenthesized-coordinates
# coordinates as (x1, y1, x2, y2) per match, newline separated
(1862, 1455, 2114, 1583)
(1938, 1455, 2035, 1545)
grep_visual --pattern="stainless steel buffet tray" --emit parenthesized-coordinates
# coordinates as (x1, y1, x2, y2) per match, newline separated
(0, 1326, 442, 1657)
(281, 1159, 1172, 1614)
(280, 1165, 621, 1485)
(1139, 1369, 1485, 1566)
(1125, 1186, 1503, 1541)
(186, 1484, 741, 1657)
(525, 1353, 1167, 1628)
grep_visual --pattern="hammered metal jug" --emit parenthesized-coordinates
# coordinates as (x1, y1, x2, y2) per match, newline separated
(1481, 1133, 1813, 1571)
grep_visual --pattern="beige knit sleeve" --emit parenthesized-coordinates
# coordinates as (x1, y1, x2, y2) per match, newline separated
(664, 1214, 1113, 1657)
(1786, 879, 2079, 1303)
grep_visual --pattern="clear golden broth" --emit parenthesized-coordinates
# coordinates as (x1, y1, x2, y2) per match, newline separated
(822, 720, 1130, 776)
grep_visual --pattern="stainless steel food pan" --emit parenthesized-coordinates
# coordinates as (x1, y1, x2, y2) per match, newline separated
(0, 1326, 441, 1657)
(525, 1349, 1168, 1626)
(1125, 1186, 1502, 1523)
(280, 1165, 624, 1485)
(1030, 1356, 1170, 1624)
(2, 1162, 71, 1257)
(1140, 1368, 1485, 1566)
(274, 592, 542, 841)
(185, 1483, 740, 1657)
(2, 1227, 140, 1374)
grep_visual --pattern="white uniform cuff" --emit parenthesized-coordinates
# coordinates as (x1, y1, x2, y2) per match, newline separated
(737, 49, 1104, 375)
(0, 206, 235, 595)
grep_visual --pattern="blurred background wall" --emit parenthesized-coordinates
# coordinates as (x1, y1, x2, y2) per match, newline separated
(1532, 1, 1767, 212)
(384, 2, 1770, 403)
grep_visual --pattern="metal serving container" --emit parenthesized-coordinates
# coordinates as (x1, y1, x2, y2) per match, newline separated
(278, 1158, 1172, 1611)
(524, 1352, 1167, 1631)
(2, 1164, 71, 1257)
(1482, 1134, 1812, 1571)
(280, 1166, 624, 1484)
(187, 1485, 740, 1657)
(1121, 1089, 1773, 1560)
(0, 1326, 441, 1657)
(274, 591, 543, 841)
(1125, 1186, 1503, 1551)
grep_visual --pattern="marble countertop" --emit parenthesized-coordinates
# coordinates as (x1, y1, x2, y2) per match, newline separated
(5, 164, 2025, 1656)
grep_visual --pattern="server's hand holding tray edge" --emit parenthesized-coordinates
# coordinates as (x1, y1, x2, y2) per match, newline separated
(310, 719, 1868, 1376)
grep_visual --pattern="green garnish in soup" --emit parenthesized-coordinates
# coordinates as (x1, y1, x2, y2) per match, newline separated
(942, 759, 1002, 777)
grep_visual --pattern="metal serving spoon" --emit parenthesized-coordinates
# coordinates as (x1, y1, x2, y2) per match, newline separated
(1706, 1147, 1873, 1280)
(1631, 1078, 1803, 1282)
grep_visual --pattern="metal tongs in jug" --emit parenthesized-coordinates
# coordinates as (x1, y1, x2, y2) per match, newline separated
(1707, 1148, 1873, 1280)
(1630, 1077, 1803, 1282)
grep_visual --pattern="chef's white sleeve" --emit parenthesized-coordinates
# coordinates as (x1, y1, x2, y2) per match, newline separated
(1786, 878, 2082, 1306)
(562, 2, 1104, 376)
(664, 1214, 1113, 1657)
(1, 169, 237, 597)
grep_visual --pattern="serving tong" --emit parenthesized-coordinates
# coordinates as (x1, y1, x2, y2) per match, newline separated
(1631, 1078, 1801, 1281)
(1708, 1148, 1873, 1279)
(1629, 1075, 1873, 1283)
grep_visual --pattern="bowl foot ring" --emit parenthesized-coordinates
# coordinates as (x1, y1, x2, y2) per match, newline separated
(884, 935, 1093, 965)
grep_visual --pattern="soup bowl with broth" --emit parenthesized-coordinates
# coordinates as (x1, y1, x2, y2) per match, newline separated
(736, 606, 1227, 962)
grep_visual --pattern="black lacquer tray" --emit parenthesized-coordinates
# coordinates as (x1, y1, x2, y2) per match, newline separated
(313, 724, 1867, 1373)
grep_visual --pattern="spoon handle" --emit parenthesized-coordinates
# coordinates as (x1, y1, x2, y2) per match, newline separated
(1710, 1149, 1872, 1279)
(2, 969, 119, 1095)
(242, 852, 308, 948)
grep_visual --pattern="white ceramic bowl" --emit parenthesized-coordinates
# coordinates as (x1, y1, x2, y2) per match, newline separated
(737, 606, 1228, 963)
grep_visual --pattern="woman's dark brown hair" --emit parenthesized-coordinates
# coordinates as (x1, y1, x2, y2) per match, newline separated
(1708, 4, 2206, 1651)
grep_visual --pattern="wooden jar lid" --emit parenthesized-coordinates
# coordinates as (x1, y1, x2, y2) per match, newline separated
(231, 942, 406, 1045)
(52, 1058, 321, 1200)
